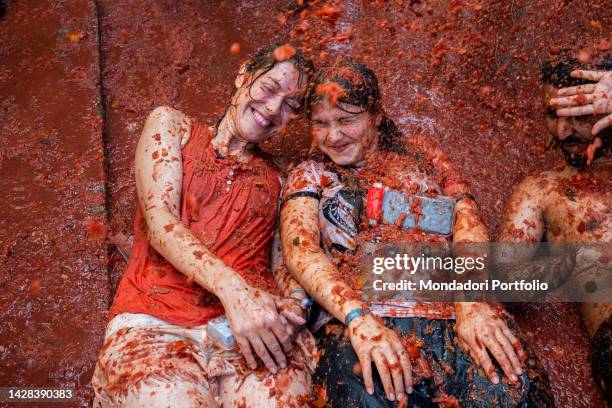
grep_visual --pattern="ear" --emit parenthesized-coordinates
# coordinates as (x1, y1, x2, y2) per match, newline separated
(235, 64, 248, 88)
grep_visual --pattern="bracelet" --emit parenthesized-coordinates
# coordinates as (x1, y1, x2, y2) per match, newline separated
(288, 290, 313, 309)
(344, 308, 368, 327)
(289, 296, 314, 309)
(289, 289, 308, 299)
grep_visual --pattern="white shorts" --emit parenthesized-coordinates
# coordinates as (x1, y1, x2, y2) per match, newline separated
(92, 313, 316, 407)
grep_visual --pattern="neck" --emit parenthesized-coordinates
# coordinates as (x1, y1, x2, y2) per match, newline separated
(212, 113, 253, 161)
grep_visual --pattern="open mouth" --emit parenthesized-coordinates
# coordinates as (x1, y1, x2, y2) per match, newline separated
(251, 107, 271, 128)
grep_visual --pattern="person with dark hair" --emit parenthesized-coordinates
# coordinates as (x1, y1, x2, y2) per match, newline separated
(280, 59, 552, 407)
(92, 45, 317, 407)
(499, 53, 611, 403)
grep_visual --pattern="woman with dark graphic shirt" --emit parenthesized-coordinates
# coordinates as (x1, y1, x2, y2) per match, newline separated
(280, 60, 552, 407)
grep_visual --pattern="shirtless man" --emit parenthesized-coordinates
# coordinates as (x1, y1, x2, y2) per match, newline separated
(498, 54, 611, 400)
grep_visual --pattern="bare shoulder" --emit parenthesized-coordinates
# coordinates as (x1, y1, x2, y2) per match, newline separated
(513, 170, 561, 195)
(145, 106, 193, 145)
(147, 106, 189, 124)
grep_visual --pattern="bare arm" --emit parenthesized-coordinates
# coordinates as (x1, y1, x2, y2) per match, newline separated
(413, 134, 488, 243)
(413, 136, 526, 383)
(137, 106, 292, 373)
(281, 197, 364, 321)
(136, 106, 246, 296)
(498, 175, 546, 243)
(281, 196, 412, 401)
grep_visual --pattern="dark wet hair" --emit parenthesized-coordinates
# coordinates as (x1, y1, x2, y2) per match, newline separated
(305, 59, 406, 154)
(216, 44, 314, 128)
(541, 52, 612, 88)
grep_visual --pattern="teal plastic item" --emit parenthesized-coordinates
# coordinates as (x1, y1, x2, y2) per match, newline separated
(381, 190, 455, 235)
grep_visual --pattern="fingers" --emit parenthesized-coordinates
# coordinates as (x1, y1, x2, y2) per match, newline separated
(556, 105, 595, 117)
(247, 334, 278, 373)
(373, 349, 395, 401)
(501, 326, 527, 361)
(593, 113, 612, 135)
(394, 344, 413, 393)
(571, 70, 606, 81)
(236, 335, 257, 370)
(383, 349, 405, 400)
(359, 352, 374, 395)
(549, 94, 593, 108)
(482, 334, 517, 382)
(557, 83, 596, 96)
(473, 340, 499, 384)
(280, 309, 306, 326)
(270, 318, 293, 354)
(260, 329, 287, 369)
(495, 329, 523, 377)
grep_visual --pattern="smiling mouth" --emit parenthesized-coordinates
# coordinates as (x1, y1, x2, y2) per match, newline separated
(251, 107, 272, 128)
(329, 144, 350, 153)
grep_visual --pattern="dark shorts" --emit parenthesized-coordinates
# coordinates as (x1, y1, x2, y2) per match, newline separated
(313, 317, 554, 407)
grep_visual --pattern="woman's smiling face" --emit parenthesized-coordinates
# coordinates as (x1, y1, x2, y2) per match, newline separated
(311, 98, 380, 166)
(233, 61, 304, 143)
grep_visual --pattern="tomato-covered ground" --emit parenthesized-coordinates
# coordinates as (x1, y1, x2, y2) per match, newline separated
(0, 0, 608, 406)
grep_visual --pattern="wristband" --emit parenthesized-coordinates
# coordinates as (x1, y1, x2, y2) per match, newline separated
(289, 290, 313, 309)
(289, 289, 308, 299)
(344, 308, 368, 327)
(454, 193, 476, 203)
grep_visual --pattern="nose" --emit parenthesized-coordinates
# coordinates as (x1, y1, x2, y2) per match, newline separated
(264, 94, 283, 118)
(557, 118, 573, 140)
(326, 125, 343, 144)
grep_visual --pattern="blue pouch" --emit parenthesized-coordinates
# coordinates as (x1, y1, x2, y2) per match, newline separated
(381, 190, 454, 235)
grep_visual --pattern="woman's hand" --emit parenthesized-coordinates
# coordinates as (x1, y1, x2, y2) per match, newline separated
(274, 297, 307, 344)
(550, 70, 612, 135)
(348, 313, 413, 402)
(455, 302, 526, 384)
(221, 285, 292, 374)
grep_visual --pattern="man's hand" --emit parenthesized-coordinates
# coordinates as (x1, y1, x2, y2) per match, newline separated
(455, 303, 526, 384)
(348, 314, 413, 402)
(550, 70, 612, 135)
(221, 286, 292, 374)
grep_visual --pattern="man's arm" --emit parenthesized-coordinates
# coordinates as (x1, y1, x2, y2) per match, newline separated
(498, 175, 546, 243)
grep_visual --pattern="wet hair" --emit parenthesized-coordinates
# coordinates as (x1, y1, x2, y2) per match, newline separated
(0, 0, 5, 17)
(216, 44, 314, 128)
(541, 52, 612, 88)
(304, 59, 406, 154)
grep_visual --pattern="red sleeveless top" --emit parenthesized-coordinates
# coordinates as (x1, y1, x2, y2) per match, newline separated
(109, 123, 281, 326)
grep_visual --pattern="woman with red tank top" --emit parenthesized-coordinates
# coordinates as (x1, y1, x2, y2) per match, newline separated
(92, 45, 317, 407)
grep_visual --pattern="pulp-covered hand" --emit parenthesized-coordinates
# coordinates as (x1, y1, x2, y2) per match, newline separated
(274, 297, 307, 345)
(348, 313, 413, 402)
(455, 303, 526, 384)
(222, 286, 292, 374)
(551, 70, 612, 135)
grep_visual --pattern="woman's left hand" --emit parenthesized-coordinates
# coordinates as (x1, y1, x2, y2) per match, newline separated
(274, 297, 307, 344)
(455, 302, 526, 384)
